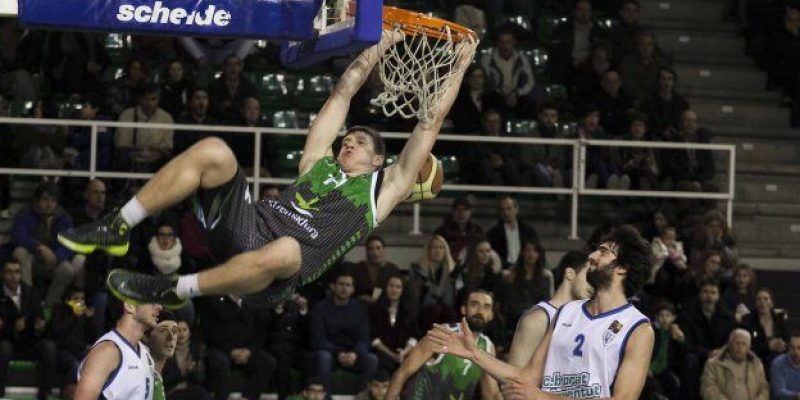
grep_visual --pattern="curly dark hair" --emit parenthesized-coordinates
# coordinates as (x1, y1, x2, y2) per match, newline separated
(600, 224, 652, 297)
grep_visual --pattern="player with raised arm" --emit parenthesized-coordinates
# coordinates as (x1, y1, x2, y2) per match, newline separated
(57, 32, 477, 308)
(75, 300, 161, 400)
(506, 251, 592, 368)
(385, 290, 501, 400)
(429, 225, 655, 400)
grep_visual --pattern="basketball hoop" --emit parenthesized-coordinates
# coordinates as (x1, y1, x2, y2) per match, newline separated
(373, 6, 478, 123)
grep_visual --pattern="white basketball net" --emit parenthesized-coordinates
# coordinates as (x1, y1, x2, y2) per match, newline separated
(372, 25, 475, 123)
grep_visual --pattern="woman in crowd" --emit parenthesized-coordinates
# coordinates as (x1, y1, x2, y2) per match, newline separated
(162, 319, 211, 400)
(742, 287, 789, 370)
(723, 263, 758, 323)
(496, 240, 553, 330)
(407, 235, 457, 332)
(689, 210, 737, 275)
(369, 274, 418, 373)
(159, 59, 193, 119)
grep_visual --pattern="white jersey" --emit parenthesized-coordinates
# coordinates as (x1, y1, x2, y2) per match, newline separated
(541, 300, 649, 398)
(78, 329, 156, 400)
(532, 300, 559, 327)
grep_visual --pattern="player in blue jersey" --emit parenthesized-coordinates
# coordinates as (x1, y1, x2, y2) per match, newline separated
(430, 225, 655, 400)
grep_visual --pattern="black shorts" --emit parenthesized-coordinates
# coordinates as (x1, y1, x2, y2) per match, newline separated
(191, 168, 299, 307)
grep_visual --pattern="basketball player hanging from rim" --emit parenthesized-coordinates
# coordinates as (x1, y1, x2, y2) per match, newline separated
(57, 30, 478, 308)
(428, 225, 655, 400)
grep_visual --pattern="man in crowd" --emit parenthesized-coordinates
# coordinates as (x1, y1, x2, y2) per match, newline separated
(434, 197, 484, 262)
(700, 328, 769, 400)
(310, 271, 378, 390)
(481, 26, 536, 116)
(486, 195, 540, 268)
(771, 330, 800, 399)
(174, 87, 219, 155)
(116, 83, 175, 171)
(349, 236, 400, 303)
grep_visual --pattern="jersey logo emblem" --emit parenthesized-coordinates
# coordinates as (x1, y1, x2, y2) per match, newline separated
(602, 320, 624, 346)
(323, 171, 347, 188)
(291, 192, 319, 217)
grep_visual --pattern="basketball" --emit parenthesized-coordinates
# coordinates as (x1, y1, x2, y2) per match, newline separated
(406, 153, 443, 202)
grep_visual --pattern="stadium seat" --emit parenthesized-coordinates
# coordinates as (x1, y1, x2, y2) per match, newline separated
(520, 47, 549, 75)
(506, 119, 538, 136)
(8, 100, 33, 117)
(270, 109, 299, 129)
(57, 102, 82, 119)
(537, 15, 567, 43)
(294, 74, 334, 111)
(545, 84, 569, 104)
(497, 14, 534, 37)
(194, 70, 221, 89)
(439, 155, 460, 183)
(102, 65, 125, 82)
(258, 73, 293, 109)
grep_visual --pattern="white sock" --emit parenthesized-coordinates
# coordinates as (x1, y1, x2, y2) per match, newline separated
(120, 197, 147, 227)
(176, 274, 202, 299)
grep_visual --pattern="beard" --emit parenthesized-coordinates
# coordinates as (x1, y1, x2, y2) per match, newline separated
(586, 263, 614, 292)
(466, 314, 488, 333)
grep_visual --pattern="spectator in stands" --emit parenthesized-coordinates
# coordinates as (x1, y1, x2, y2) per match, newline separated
(689, 210, 737, 275)
(648, 300, 684, 400)
(350, 236, 400, 304)
(173, 87, 218, 155)
(765, 7, 800, 125)
(620, 31, 670, 106)
(11, 182, 79, 306)
(0, 258, 50, 400)
(462, 109, 521, 186)
(162, 319, 211, 400)
(115, 83, 174, 171)
(743, 287, 789, 369)
(700, 329, 769, 400)
(592, 69, 635, 136)
(355, 370, 390, 400)
(610, 0, 648, 62)
(267, 294, 310, 399)
(677, 278, 737, 400)
(369, 275, 418, 372)
(140, 219, 196, 322)
(434, 197, 484, 262)
(572, 105, 625, 189)
(159, 60, 193, 119)
(496, 240, 553, 330)
(196, 293, 276, 400)
(0, 20, 37, 101)
(287, 377, 327, 400)
(45, 287, 95, 389)
(673, 250, 724, 306)
(65, 95, 113, 172)
(41, 31, 109, 97)
(662, 110, 715, 192)
(722, 263, 757, 323)
(621, 112, 659, 190)
(453, 239, 502, 303)
(407, 235, 457, 332)
(652, 225, 688, 276)
(453, 0, 487, 39)
(259, 184, 281, 202)
(179, 38, 255, 67)
(105, 58, 149, 117)
(311, 270, 378, 390)
(130, 36, 180, 71)
(518, 103, 566, 187)
(770, 330, 800, 400)
(18, 100, 66, 170)
(237, 96, 279, 176)
(209, 54, 258, 122)
(450, 64, 505, 135)
(574, 42, 613, 103)
(486, 195, 540, 268)
(481, 26, 537, 116)
(640, 67, 690, 140)
(68, 179, 112, 337)
(549, 0, 608, 85)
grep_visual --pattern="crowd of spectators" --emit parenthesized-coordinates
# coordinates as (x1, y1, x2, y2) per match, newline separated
(0, 0, 798, 400)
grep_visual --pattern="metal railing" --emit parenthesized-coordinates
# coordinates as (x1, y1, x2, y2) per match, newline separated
(0, 117, 736, 239)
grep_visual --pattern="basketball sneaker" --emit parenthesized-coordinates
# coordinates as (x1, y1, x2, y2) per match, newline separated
(57, 210, 131, 256)
(107, 269, 188, 309)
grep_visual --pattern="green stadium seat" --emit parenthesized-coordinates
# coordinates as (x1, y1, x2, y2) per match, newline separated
(270, 110, 299, 129)
(506, 119, 538, 136)
(545, 84, 569, 104)
(195, 70, 221, 88)
(537, 15, 567, 43)
(498, 14, 534, 33)
(439, 155, 460, 183)
(258, 73, 293, 109)
(8, 100, 34, 117)
(57, 102, 83, 119)
(102, 65, 125, 82)
(9, 360, 36, 373)
(520, 47, 549, 75)
(294, 74, 334, 111)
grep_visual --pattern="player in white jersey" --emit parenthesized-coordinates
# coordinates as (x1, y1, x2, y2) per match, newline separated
(507, 251, 593, 368)
(430, 225, 655, 400)
(75, 300, 162, 400)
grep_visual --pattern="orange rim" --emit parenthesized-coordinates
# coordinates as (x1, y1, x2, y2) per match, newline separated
(382, 6, 477, 42)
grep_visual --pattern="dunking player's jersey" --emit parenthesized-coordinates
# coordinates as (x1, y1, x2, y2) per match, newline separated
(256, 156, 381, 285)
(78, 330, 155, 400)
(541, 300, 649, 398)
(402, 325, 494, 400)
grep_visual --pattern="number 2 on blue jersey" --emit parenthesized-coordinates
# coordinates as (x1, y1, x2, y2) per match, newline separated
(572, 334, 585, 357)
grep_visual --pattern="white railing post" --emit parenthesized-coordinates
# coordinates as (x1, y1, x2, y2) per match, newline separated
(410, 203, 422, 235)
(254, 130, 263, 199)
(570, 141, 580, 240)
(89, 123, 98, 179)
(727, 145, 736, 228)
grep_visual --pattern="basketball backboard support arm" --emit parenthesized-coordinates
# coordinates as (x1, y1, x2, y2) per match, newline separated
(280, 0, 382, 68)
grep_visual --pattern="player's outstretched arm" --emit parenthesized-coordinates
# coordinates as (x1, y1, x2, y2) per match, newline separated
(480, 343, 503, 400)
(386, 336, 436, 400)
(376, 39, 477, 221)
(299, 31, 400, 176)
(74, 342, 122, 400)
